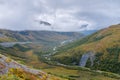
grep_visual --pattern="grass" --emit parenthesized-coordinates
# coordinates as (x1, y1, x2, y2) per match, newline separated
(42, 66, 119, 80)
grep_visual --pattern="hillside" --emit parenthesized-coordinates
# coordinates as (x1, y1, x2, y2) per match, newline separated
(0, 29, 84, 51)
(53, 24, 120, 74)
(0, 54, 65, 80)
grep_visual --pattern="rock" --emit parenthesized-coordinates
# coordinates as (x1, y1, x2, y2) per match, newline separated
(0, 54, 45, 77)
(79, 51, 95, 67)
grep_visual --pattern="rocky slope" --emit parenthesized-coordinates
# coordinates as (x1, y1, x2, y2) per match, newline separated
(0, 54, 65, 80)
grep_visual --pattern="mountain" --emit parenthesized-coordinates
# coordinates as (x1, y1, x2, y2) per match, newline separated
(53, 24, 120, 74)
(0, 29, 83, 42)
(0, 29, 84, 51)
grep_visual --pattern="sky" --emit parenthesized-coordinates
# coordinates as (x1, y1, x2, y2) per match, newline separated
(0, 0, 120, 31)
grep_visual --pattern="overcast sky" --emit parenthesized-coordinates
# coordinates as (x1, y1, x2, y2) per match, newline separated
(0, 0, 120, 31)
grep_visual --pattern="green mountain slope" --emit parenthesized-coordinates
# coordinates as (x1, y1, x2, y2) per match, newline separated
(53, 24, 120, 74)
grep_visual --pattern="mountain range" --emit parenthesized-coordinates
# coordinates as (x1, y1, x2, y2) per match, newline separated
(0, 29, 83, 42)
(0, 29, 84, 51)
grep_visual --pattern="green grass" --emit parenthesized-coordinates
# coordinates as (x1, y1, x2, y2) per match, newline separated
(43, 66, 119, 80)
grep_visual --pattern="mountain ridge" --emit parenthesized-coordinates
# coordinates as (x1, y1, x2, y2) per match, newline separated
(0, 29, 83, 41)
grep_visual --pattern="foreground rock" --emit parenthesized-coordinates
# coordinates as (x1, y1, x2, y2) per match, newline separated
(0, 54, 62, 80)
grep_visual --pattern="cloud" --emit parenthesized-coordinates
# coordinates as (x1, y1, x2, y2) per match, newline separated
(0, 0, 120, 31)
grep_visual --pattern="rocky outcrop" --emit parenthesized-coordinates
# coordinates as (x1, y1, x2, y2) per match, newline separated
(0, 54, 46, 77)
(79, 51, 95, 67)
(0, 54, 64, 80)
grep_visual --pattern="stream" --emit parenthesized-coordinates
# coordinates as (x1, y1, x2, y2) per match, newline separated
(43, 39, 74, 60)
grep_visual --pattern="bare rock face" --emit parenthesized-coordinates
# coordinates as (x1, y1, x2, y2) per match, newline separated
(79, 51, 95, 67)
(0, 54, 46, 77)
(0, 54, 63, 80)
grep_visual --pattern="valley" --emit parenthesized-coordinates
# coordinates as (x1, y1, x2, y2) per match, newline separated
(0, 0, 120, 80)
(0, 24, 120, 80)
